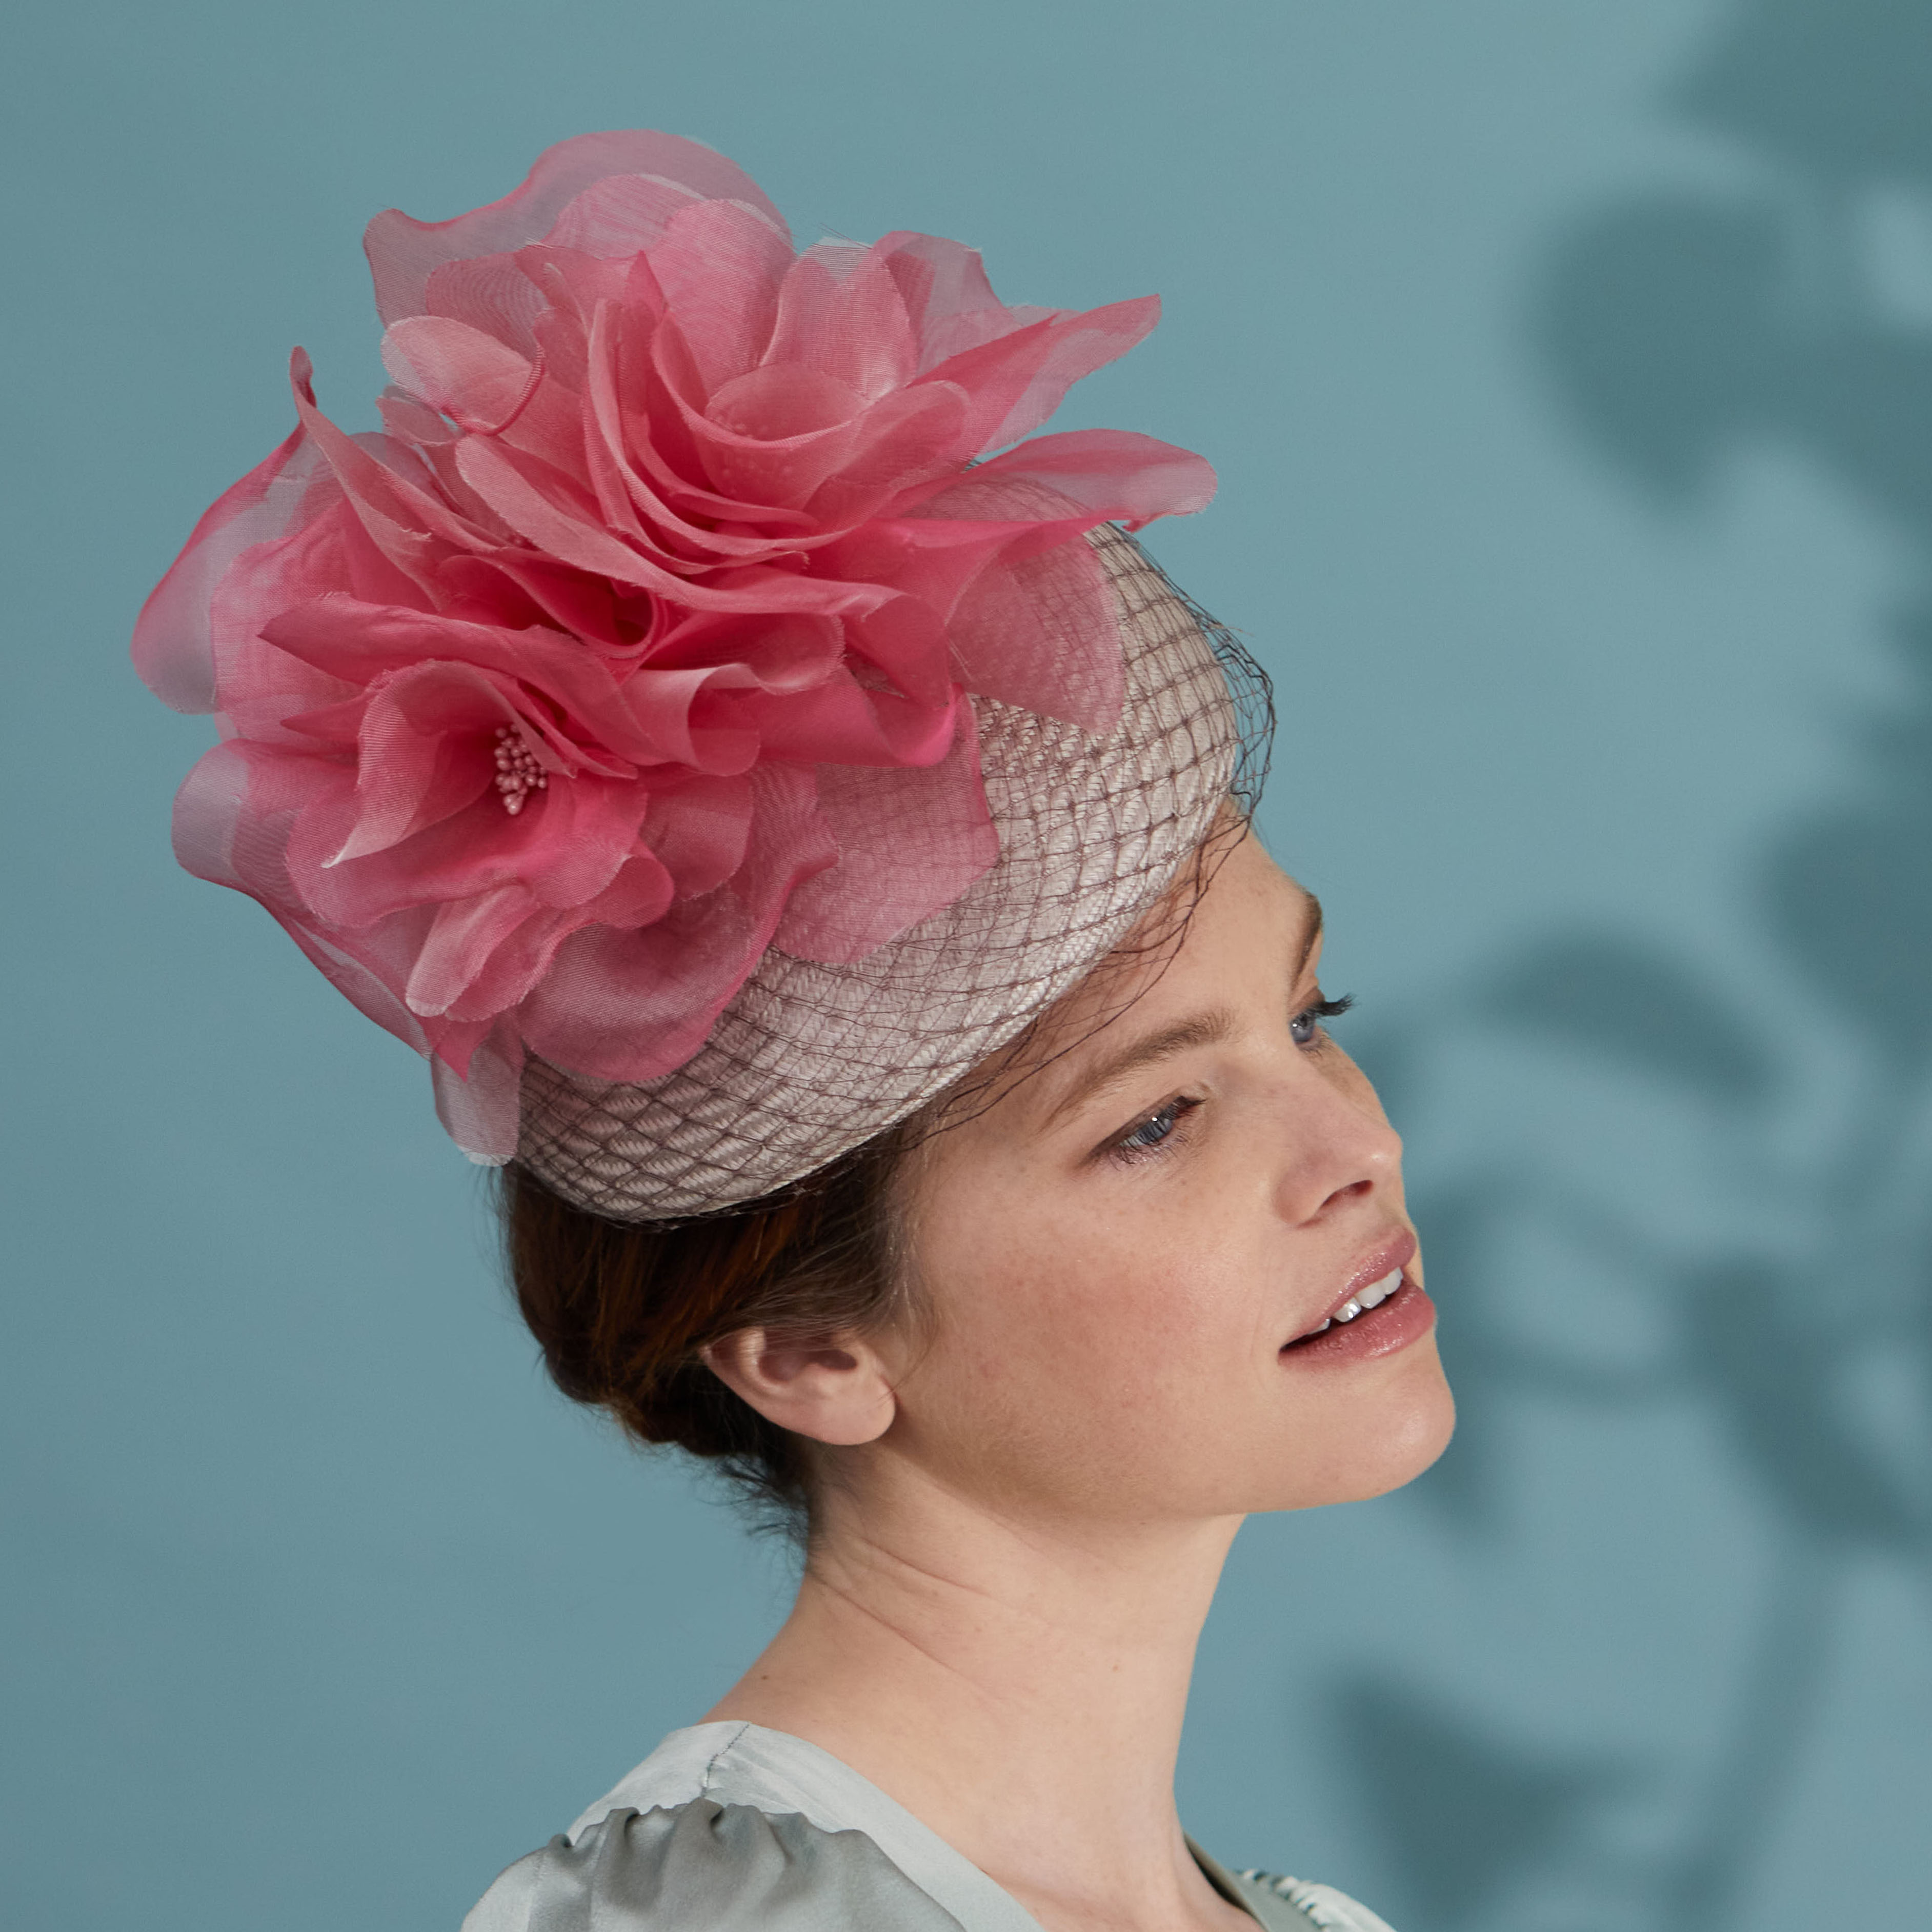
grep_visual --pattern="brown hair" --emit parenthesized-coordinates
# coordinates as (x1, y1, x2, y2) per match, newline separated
(498, 1131, 915, 1530)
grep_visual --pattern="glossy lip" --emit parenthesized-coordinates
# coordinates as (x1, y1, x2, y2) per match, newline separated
(1280, 1277, 1435, 1365)
(1285, 1229, 1419, 1345)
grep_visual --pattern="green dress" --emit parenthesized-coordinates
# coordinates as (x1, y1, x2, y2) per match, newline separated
(462, 1721, 1397, 1932)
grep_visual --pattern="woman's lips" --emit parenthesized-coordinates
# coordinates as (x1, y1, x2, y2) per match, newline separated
(1280, 1231, 1430, 1364)
(1279, 1276, 1435, 1363)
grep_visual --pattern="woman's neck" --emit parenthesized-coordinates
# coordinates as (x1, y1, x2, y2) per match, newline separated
(705, 1464, 1251, 1932)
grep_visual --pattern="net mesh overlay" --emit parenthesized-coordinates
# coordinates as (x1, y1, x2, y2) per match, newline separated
(517, 525, 1273, 1220)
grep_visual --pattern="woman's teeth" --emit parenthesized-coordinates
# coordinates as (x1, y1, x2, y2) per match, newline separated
(1306, 1269, 1402, 1335)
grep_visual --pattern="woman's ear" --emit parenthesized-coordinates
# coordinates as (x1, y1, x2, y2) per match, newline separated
(701, 1329, 898, 1447)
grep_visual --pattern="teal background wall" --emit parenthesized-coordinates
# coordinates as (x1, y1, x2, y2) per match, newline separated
(5, 3, 1930, 1927)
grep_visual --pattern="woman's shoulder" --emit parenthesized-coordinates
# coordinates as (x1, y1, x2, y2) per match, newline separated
(466, 1723, 1399, 1932)
(461, 1795, 967, 1931)
(462, 1721, 1021, 1932)
(1218, 1867, 1401, 1932)
(1191, 1841, 1399, 1932)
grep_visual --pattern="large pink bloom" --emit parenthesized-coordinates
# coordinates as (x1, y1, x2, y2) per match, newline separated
(135, 130, 1214, 1117)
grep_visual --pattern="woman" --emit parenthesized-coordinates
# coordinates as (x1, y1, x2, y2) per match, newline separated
(135, 130, 1452, 1931)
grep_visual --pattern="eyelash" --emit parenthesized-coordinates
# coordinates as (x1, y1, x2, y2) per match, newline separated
(1291, 993, 1355, 1047)
(1108, 1094, 1202, 1164)
(1103, 993, 1356, 1164)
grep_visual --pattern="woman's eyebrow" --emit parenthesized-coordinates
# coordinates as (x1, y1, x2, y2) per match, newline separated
(1294, 890, 1325, 975)
(1037, 887, 1324, 1130)
(1040, 1009, 1239, 1130)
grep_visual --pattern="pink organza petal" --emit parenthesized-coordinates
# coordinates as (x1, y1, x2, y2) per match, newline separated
(327, 663, 519, 863)
(873, 231, 1013, 367)
(945, 537, 1124, 732)
(726, 671, 959, 766)
(765, 244, 920, 400)
(542, 175, 703, 258)
(645, 609, 845, 692)
(378, 386, 459, 447)
(453, 434, 891, 615)
(421, 251, 550, 358)
(364, 129, 787, 325)
(772, 715, 996, 962)
(922, 297, 1161, 453)
(407, 882, 537, 1015)
(431, 1020, 524, 1161)
(259, 597, 652, 766)
(682, 371, 964, 513)
(518, 765, 834, 1082)
(583, 301, 812, 566)
(286, 352, 484, 594)
(431, 849, 673, 1023)
(382, 316, 542, 435)
(932, 428, 1218, 528)
(648, 198, 793, 394)
(638, 774, 754, 896)
(134, 426, 328, 713)
(291, 768, 652, 930)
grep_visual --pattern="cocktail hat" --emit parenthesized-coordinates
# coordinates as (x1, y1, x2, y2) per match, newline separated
(135, 131, 1270, 1220)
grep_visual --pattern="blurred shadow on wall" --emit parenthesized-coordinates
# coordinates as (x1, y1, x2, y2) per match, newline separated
(1324, 5, 1932, 1927)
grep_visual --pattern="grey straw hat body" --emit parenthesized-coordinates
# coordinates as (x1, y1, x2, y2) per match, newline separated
(517, 525, 1263, 1222)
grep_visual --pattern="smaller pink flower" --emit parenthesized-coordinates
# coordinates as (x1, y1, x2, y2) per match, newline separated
(135, 130, 1214, 1115)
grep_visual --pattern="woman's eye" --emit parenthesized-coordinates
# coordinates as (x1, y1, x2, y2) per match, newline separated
(1109, 1096, 1197, 1161)
(1291, 993, 1355, 1048)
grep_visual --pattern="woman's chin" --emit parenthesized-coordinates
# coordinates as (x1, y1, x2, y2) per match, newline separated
(1259, 1354, 1456, 1513)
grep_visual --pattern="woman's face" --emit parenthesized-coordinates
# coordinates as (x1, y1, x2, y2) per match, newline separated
(881, 832, 1454, 1524)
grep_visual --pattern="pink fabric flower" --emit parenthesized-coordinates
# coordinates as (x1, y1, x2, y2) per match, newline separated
(135, 130, 1214, 1116)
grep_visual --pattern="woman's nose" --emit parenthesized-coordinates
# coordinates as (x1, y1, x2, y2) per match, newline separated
(1271, 1066, 1404, 1227)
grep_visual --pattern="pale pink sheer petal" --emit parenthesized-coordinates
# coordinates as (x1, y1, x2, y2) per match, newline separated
(491, 378, 595, 486)
(289, 909, 439, 1055)
(945, 537, 1123, 731)
(429, 850, 674, 1022)
(645, 610, 845, 692)
(433, 552, 631, 649)
(421, 252, 550, 357)
(365, 130, 787, 325)
(378, 386, 458, 446)
(583, 302, 811, 564)
(873, 232, 1018, 366)
(544, 175, 701, 258)
(209, 511, 381, 736)
(287, 352, 481, 585)
(520, 892, 755, 1082)
(453, 434, 891, 614)
(687, 370, 964, 513)
(947, 429, 1218, 527)
(133, 426, 329, 713)
(765, 245, 920, 399)
(773, 717, 995, 962)
(171, 743, 456, 1062)
(432, 1021, 524, 1161)
(841, 594, 954, 708)
(291, 771, 651, 928)
(638, 774, 754, 895)
(649, 198, 792, 393)
(327, 662, 519, 862)
(519, 766, 834, 1082)
(801, 385, 971, 527)
(382, 316, 541, 434)
(407, 882, 538, 1015)
(260, 598, 652, 766)
(919, 296, 1161, 454)
(727, 671, 959, 766)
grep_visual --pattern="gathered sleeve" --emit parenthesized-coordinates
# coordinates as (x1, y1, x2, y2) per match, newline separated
(462, 1796, 968, 1932)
